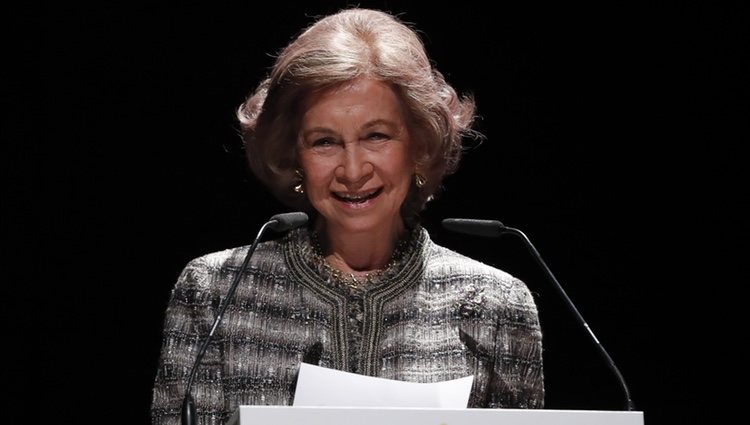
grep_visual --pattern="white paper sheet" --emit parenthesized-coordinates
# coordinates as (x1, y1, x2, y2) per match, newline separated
(292, 363, 474, 408)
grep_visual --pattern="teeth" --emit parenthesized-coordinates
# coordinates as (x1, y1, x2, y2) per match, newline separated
(337, 189, 378, 200)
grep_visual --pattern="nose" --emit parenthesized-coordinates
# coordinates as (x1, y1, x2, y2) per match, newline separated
(335, 143, 373, 184)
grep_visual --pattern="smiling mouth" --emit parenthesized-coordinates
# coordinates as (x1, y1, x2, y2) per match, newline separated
(332, 188, 383, 204)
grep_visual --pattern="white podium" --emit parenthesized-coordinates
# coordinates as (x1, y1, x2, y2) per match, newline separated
(228, 406, 644, 425)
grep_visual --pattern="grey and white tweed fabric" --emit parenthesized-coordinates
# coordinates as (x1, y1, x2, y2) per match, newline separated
(151, 225, 544, 425)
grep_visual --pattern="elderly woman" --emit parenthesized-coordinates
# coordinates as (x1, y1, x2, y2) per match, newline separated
(151, 8, 544, 425)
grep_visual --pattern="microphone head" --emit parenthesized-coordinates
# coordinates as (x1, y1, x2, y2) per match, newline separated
(268, 212, 309, 232)
(442, 218, 505, 238)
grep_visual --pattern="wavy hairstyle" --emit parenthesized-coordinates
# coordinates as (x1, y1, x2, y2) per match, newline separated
(237, 8, 480, 220)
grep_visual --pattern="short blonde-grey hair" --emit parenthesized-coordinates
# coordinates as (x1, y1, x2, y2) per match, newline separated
(237, 8, 479, 219)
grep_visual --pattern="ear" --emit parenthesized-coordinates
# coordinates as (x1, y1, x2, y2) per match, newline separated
(410, 148, 429, 170)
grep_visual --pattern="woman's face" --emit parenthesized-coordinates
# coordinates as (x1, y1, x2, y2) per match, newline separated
(297, 78, 415, 236)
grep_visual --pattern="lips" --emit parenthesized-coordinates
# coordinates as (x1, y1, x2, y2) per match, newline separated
(332, 188, 383, 203)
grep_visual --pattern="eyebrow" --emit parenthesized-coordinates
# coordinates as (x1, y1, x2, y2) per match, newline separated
(301, 119, 400, 138)
(361, 119, 399, 130)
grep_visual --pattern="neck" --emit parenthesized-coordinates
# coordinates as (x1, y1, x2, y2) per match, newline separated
(315, 220, 405, 275)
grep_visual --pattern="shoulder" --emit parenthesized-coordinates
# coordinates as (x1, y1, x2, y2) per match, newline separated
(423, 236, 536, 306)
(425, 238, 515, 284)
(174, 233, 291, 290)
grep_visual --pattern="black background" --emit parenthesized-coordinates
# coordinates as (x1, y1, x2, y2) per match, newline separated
(9, 1, 747, 423)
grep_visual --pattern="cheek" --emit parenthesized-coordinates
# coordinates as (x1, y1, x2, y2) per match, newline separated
(387, 166, 414, 201)
(299, 153, 326, 182)
(302, 165, 333, 193)
(396, 154, 416, 183)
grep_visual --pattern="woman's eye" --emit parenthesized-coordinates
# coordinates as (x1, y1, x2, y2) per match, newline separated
(367, 132, 389, 141)
(312, 137, 335, 147)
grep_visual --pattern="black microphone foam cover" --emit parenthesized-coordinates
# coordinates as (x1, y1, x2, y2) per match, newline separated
(442, 218, 505, 238)
(269, 212, 309, 232)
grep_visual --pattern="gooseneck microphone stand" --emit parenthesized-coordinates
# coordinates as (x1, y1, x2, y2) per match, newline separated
(181, 212, 308, 425)
(442, 218, 635, 411)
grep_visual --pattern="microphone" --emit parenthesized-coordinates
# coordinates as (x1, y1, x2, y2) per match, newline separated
(442, 218, 636, 411)
(442, 217, 504, 238)
(181, 212, 309, 425)
(268, 211, 309, 232)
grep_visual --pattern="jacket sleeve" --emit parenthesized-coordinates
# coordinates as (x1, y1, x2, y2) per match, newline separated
(488, 277, 545, 408)
(150, 257, 227, 425)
